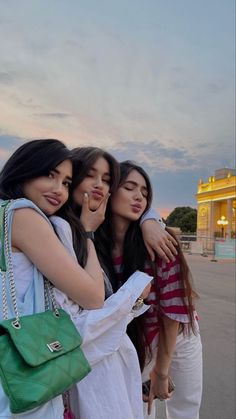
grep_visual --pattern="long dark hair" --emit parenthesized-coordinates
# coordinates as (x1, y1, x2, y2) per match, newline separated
(58, 147, 120, 267)
(0, 139, 72, 200)
(95, 160, 153, 292)
(97, 160, 198, 371)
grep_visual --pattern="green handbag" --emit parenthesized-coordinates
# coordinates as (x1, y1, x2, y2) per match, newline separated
(0, 200, 91, 414)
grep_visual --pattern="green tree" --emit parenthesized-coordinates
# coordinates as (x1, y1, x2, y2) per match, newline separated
(166, 207, 197, 233)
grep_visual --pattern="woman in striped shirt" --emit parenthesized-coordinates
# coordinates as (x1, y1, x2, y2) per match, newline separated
(97, 160, 202, 419)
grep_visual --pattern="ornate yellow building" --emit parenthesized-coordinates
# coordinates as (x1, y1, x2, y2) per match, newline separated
(196, 168, 236, 243)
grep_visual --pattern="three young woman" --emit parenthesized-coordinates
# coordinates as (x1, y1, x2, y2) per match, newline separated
(100, 161, 203, 419)
(0, 140, 184, 419)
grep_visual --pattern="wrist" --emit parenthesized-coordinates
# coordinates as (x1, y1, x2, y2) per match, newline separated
(85, 231, 95, 242)
(152, 368, 169, 380)
(132, 297, 144, 311)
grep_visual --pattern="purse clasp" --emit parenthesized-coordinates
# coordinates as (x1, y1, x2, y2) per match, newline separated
(47, 341, 63, 352)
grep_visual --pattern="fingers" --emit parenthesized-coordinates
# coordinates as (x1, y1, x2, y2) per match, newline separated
(81, 192, 90, 211)
(160, 244, 177, 261)
(147, 392, 154, 415)
(165, 236, 178, 255)
(145, 243, 155, 262)
(95, 192, 110, 212)
(142, 394, 149, 403)
(155, 247, 170, 263)
(101, 192, 110, 211)
(166, 232, 178, 247)
(153, 240, 178, 262)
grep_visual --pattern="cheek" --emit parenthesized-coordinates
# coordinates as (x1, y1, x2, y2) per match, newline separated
(104, 183, 110, 194)
(111, 193, 125, 213)
(22, 182, 36, 201)
(62, 190, 69, 204)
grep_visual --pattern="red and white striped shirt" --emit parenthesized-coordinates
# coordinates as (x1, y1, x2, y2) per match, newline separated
(113, 254, 195, 344)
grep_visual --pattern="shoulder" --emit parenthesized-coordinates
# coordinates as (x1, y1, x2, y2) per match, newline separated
(156, 253, 181, 269)
(50, 216, 74, 255)
(12, 208, 52, 234)
(50, 215, 71, 232)
(154, 254, 181, 282)
(3, 198, 49, 224)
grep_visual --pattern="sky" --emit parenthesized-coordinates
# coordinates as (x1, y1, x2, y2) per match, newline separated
(0, 0, 235, 218)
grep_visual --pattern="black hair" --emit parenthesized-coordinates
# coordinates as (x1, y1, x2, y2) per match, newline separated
(96, 160, 152, 287)
(58, 147, 120, 267)
(96, 160, 198, 371)
(0, 139, 72, 199)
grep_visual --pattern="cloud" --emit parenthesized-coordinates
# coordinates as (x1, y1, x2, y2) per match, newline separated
(109, 138, 234, 174)
(33, 113, 73, 120)
(0, 72, 15, 85)
(206, 81, 228, 94)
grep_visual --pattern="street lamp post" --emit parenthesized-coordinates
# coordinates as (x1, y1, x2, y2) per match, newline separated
(217, 216, 229, 238)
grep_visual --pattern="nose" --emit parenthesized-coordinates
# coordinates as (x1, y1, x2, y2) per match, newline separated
(94, 176, 103, 189)
(134, 189, 143, 201)
(52, 180, 63, 195)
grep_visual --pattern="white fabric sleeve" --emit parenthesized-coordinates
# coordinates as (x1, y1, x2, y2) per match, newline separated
(50, 215, 77, 260)
(56, 271, 152, 367)
(50, 216, 153, 366)
(140, 208, 166, 228)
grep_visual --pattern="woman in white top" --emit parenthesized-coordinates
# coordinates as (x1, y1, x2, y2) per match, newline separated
(0, 139, 106, 419)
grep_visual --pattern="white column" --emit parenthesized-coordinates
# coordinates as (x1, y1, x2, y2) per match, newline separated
(208, 201, 215, 250)
(227, 199, 232, 239)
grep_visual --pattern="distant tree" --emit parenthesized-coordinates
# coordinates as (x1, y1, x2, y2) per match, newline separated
(166, 207, 197, 233)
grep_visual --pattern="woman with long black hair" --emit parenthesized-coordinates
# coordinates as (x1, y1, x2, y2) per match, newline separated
(100, 160, 202, 419)
(0, 139, 105, 418)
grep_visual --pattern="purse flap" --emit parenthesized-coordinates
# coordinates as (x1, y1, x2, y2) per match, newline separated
(0, 309, 82, 367)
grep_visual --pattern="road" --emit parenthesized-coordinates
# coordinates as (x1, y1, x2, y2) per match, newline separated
(155, 253, 235, 419)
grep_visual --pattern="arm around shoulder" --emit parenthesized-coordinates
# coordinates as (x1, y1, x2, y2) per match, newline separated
(12, 208, 105, 309)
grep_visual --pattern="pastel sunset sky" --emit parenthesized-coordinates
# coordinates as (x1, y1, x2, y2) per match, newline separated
(0, 0, 235, 218)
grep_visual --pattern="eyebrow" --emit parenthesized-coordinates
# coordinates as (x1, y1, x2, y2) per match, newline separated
(124, 180, 147, 190)
(53, 168, 72, 182)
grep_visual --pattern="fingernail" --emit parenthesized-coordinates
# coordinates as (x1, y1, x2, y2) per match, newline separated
(84, 192, 88, 198)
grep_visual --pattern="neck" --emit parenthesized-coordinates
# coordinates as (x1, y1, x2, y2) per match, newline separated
(112, 215, 130, 258)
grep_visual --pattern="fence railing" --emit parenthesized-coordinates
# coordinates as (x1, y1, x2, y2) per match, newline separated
(179, 235, 236, 260)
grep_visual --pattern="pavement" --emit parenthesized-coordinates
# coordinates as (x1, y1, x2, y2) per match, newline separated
(155, 253, 235, 419)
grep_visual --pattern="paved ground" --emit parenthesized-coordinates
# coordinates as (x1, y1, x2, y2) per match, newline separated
(155, 253, 235, 419)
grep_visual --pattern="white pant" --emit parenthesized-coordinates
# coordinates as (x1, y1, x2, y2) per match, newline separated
(143, 328, 202, 419)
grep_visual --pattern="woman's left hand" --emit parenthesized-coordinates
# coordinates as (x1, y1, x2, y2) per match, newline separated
(141, 220, 178, 262)
(80, 192, 110, 232)
(147, 370, 172, 414)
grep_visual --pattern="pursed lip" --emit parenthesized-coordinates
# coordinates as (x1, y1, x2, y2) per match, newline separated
(91, 190, 104, 199)
(131, 203, 142, 212)
(44, 194, 62, 206)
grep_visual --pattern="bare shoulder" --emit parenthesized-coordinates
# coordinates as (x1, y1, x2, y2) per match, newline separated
(12, 208, 52, 241)
(12, 207, 49, 227)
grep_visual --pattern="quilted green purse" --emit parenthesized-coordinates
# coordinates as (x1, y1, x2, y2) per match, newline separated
(0, 200, 91, 414)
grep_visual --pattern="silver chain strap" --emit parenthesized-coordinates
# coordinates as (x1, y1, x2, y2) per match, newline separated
(1, 202, 60, 326)
(44, 278, 60, 316)
(1, 271, 8, 320)
(3, 203, 21, 326)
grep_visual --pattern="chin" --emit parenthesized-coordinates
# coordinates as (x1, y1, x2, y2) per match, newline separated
(125, 212, 141, 222)
(89, 201, 101, 211)
(43, 206, 56, 216)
